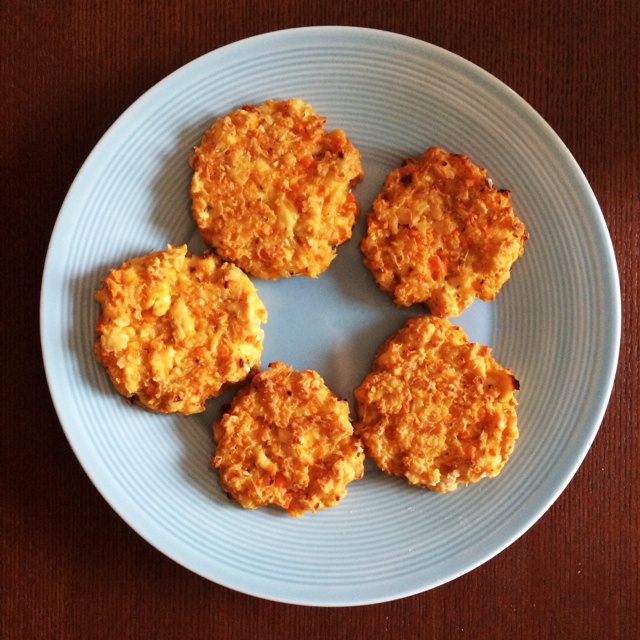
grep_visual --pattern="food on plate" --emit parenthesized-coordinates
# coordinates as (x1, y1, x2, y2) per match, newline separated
(94, 244, 267, 415)
(213, 361, 364, 516)
(353, 316, 519, 493)
(190, 98, 364, 279)
(360, 146, 528, 317)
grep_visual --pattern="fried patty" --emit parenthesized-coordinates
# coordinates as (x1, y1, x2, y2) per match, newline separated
(361, 147, 528, 317)
(354, 316, 519, 492)
(190, 98, 364, 279)
(213, 361, 364, 516)
(94, 244, 267, 415)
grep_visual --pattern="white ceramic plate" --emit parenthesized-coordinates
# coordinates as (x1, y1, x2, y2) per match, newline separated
(41, 27, 620, 606)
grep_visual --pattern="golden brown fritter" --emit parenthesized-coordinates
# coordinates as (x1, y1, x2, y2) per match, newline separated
(354, 316, 519, 493)
(213, 361, 364, 516)
(94, 244, 267, 415)
(190, 98, 364, 279)
(360, 147, 528, 317)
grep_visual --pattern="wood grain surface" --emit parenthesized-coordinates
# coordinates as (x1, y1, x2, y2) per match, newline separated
(1, 1, 638, 638)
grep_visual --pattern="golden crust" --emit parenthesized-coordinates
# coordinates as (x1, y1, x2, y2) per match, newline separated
(213, 361, 364, 516)
(190, 98, 364, 279)
(94, 245, 267, 415)
(354, 317, 519, 492)
(360, 147, 529, 317)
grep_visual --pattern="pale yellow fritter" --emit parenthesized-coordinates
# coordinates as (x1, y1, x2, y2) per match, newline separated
(213, 361, 364, 517)
(361, 147, 528, 317)
(94, 245, 267, 415)
(190, 98, 364, 279)
(354, 317, 519, 493)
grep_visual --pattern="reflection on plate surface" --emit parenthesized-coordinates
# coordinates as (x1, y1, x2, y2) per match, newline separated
(41, 27, 620, 606)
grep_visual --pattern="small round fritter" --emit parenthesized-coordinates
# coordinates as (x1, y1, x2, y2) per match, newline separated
(213, 361, 364, 517)
(361, 147, 529, 317)
(354, 317, 519, 493)
(94, 244, 267, 415)
(190, 98, 364, 279)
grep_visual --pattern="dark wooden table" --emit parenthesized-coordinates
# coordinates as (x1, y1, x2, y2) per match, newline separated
(2, 1, 638, 638)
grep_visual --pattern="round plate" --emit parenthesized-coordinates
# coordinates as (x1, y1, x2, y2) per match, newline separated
(40, 27, 620, 606)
